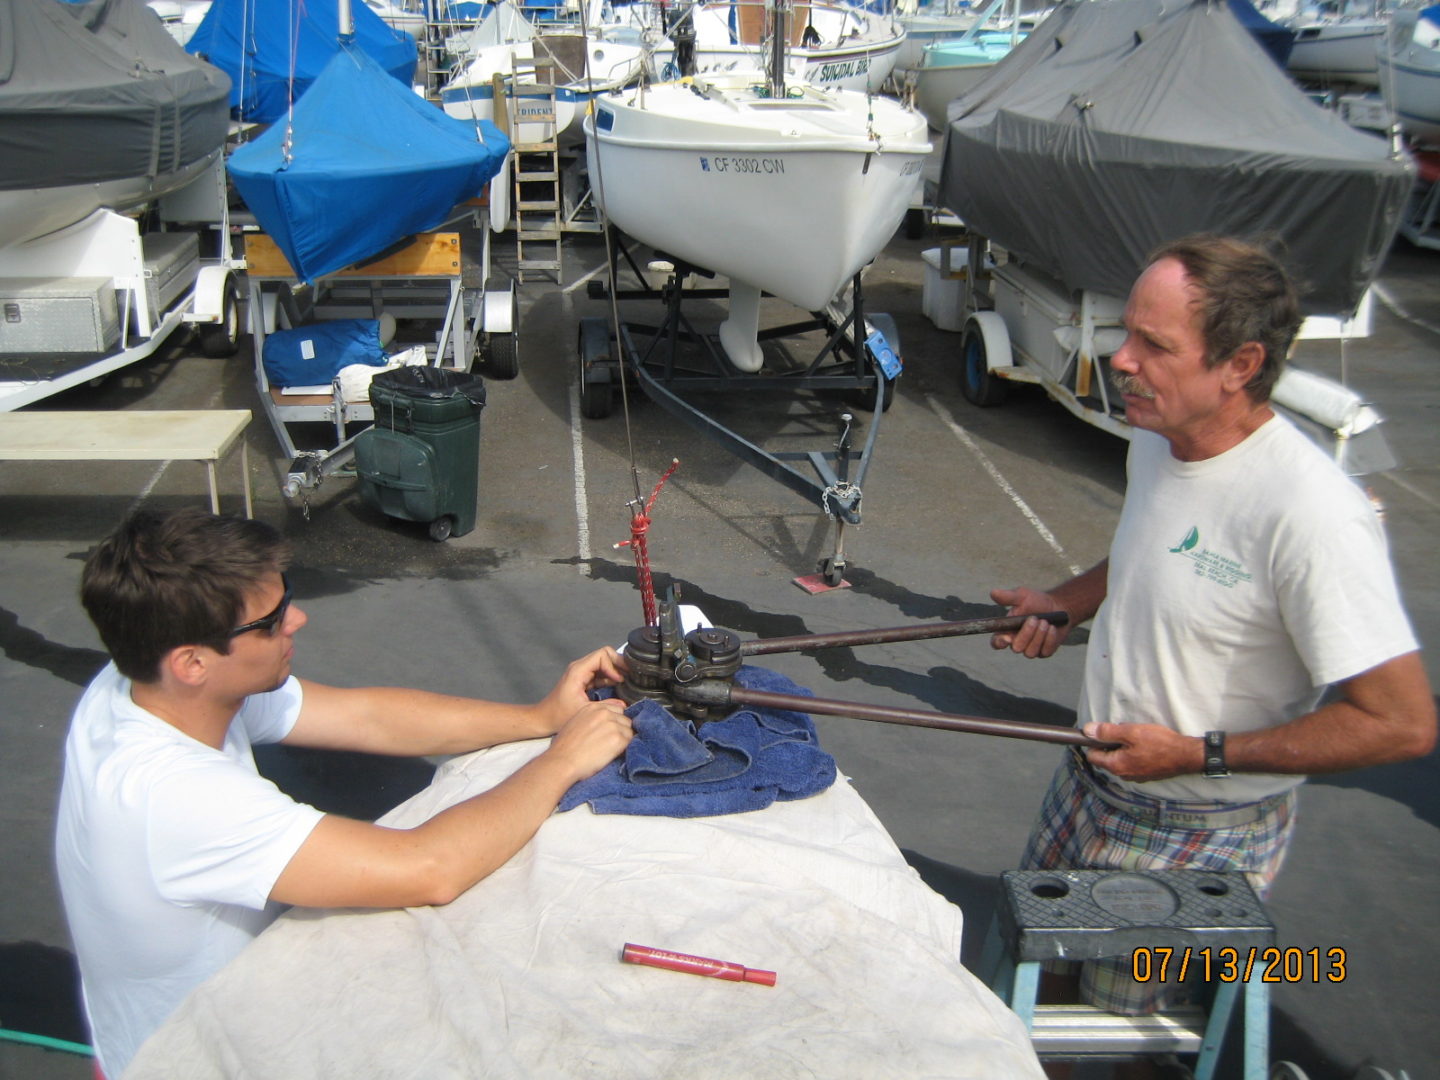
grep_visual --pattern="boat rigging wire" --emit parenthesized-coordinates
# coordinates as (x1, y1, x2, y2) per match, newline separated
(581, 0, 646, 509)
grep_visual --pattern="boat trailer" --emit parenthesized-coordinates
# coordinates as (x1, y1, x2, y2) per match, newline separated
(578, 234, 902, 588)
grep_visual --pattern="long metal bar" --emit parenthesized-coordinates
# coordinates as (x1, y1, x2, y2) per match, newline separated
(725, 686, 1116, 749)
(739, 611, 1068, 655)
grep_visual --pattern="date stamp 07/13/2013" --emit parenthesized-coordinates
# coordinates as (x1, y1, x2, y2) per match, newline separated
(1131, 946, 1348, 984)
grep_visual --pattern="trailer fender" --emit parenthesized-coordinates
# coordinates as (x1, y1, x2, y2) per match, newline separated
(189, 265, 234, 322)
(965, 311, 1013, 370)
(482, 278, 515, 335)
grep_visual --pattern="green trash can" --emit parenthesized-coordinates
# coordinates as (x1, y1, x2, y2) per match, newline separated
(356, 366, 487, 541)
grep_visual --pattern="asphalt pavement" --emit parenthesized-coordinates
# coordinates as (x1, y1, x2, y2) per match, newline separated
(1, 224, 1435, 1080)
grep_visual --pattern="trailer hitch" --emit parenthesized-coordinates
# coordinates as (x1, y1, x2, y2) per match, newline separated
(618, 590, 1118, 750)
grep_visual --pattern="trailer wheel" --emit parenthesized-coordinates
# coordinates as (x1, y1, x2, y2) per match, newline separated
(199, 278, 241, 358)
(482, 332, 519, 380)
(903, 207, 926, 240)
(577, 320, 614, 420)
(961, 315, 1009, 407)
(476, 278, 519, 379)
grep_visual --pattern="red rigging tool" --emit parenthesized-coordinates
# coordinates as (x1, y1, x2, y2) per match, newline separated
(618, 588, 1118, 751)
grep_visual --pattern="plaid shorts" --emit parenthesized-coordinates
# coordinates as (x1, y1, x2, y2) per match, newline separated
(1019, 750, 1298, 1015)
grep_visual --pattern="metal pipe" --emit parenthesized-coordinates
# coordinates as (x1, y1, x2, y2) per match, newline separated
(724, 686, 1118, 749)
(737, 611, 1068, 656)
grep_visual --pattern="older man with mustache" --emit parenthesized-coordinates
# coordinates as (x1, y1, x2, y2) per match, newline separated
(987, 235, 1435, 1037)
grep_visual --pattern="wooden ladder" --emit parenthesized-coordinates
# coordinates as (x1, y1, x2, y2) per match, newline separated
(509, 60, 564, 284)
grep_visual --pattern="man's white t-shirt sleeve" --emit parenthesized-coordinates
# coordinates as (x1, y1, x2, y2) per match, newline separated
(238, 675, 306, 744)
(1274, 505, 1419, 689)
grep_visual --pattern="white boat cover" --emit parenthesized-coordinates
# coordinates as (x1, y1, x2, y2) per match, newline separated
(939, 0, 1412, 316)
(125, 739, 1044, 1079)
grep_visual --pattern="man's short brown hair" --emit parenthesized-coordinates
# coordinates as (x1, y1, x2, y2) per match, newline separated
(81, 508, 291, 683)
(1148, 234, 1302, 402)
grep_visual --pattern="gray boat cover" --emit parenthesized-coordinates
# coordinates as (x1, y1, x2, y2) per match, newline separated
(0, 0, 230, 193)
(938, 0, 1412, 316)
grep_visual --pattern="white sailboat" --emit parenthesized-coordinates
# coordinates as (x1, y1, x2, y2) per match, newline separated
(1286, 13, 1387, 86)
(1379, 6, 1440, 144)
(913, 28, 1025, 130)
(584, 1, 929, 370)
(643, 0, 906, 93)
(440, 0, 650, 144)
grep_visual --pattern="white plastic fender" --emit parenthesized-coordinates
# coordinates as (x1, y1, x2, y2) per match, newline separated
(965, 309, 1013, 370)
(482, 281, 515, 335)
(488, 157, 511, 233)
(189, 266, 233, 322)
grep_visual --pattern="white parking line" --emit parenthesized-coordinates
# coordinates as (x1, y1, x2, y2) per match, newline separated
(925, 394, 1082, 576)
(561, 262, 607, 295)
(130, 389, 228, 512)
(569, 379, 592, 570)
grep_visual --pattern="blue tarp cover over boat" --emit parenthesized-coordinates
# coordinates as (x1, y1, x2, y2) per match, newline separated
(939, 0, 1412, 316)
(187, 0, 417, 123)
(227, 42, 509, 282)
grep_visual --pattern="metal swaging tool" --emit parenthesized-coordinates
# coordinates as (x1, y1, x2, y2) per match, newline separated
(617, 590, 1120, 750)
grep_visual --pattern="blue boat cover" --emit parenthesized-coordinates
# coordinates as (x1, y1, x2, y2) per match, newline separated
(228, 43, 509, 282)
(187, 0, 417, 123)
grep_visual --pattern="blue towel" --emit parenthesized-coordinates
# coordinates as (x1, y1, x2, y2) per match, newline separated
(557, 666, 837, 817)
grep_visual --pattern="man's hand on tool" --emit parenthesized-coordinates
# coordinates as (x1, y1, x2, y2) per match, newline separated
(535, 647, 630, 733)
(545, 699, 635, 780)
(990, 587, 1071, 658)
(1082, 722, 1204, 783)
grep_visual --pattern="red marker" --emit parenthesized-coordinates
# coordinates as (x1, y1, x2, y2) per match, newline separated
(621, 943, 777, 986)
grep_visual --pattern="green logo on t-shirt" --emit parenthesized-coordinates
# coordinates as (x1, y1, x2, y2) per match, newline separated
(1169, 526, 1199, 553)
(1168, 526, 1252, 588)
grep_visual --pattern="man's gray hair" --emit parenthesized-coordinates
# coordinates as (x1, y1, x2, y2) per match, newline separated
(1147, 234, 1302, 402)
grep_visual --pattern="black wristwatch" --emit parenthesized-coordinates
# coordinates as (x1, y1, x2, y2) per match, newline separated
(1203, 730, 1231, 778)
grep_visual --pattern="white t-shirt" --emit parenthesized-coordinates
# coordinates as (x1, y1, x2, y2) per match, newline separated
(55, 664, 325, 1079)
(1081, 416, 1418, 803)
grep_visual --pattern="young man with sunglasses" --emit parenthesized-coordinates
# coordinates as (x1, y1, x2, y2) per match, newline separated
(55, 507, 635, 1079)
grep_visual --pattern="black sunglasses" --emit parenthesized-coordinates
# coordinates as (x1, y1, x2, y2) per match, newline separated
(228, 575, 293, 638)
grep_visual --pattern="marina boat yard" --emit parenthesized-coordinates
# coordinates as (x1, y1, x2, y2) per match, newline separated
(2, 0, 1439, 1076)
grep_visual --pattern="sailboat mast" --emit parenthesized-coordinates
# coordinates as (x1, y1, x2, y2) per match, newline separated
(769, 0, 789, 98)
(339, 0, 353, 38)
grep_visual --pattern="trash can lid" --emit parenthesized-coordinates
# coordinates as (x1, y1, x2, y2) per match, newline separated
(372, 365, 487, 406)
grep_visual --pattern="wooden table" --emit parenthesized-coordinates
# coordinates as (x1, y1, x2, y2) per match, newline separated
(0, 409, 253, 516)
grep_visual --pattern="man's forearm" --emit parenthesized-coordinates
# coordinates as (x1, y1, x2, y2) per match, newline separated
(1228, 653, 1436, 774)
(1087, 652, 1436, 782)
(293, 682, 551, 756)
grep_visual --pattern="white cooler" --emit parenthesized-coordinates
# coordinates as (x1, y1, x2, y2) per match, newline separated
(921, 245, 968, 332)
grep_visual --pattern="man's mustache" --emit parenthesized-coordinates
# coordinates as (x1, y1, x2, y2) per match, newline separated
(1114, 374, 1155, 400)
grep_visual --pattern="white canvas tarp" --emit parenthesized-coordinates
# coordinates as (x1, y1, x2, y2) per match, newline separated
(125, 739, 1044, 1079)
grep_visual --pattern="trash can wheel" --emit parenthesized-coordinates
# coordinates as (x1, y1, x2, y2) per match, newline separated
(429, 515, 455, 542)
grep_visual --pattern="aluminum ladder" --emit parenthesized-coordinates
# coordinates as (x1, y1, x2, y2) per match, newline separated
(509, 60, 564, 284)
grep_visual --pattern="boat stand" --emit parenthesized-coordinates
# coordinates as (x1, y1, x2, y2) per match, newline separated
(578, 234, 901, 587)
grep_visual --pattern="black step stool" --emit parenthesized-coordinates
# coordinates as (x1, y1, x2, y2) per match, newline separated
(978, 869, 1275, 1078)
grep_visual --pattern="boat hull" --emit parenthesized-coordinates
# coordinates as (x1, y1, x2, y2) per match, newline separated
(1286, 19, 1385, 86)
(1380, 11, 1440, 145)
(586, 78, 929, 310)
(0, 153, 222, 251)
(916, 60, 1000, 129)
